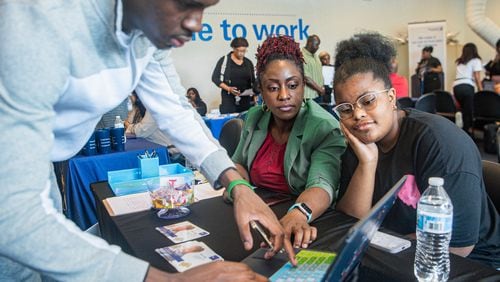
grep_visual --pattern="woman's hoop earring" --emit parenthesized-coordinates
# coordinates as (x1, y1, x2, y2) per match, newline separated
(262, 101, 269, 112)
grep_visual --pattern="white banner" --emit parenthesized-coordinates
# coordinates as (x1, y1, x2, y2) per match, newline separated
(408, 21, 447, 95)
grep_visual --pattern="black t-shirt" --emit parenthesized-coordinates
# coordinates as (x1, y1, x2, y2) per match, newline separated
(211, 53, 256, 113)
(485, 60, 500, 76)
(339, 109, 500, 268)
(211, 53, 255, 94)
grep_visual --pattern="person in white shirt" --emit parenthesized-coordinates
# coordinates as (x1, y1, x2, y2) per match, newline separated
(452, 42, 483, 135)
(319, 51, 335, 105)
(0, 0, 291, 281)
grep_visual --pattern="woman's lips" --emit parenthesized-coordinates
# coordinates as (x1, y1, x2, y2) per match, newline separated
(354, 121, 374, 131)
(278, 105, 294, 112)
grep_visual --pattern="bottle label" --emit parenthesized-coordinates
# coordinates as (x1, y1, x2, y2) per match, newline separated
(417, 211, 452, 234)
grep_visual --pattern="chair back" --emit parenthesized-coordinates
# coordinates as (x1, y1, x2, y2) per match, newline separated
(397, 97, 414, 109)
(218, 118, 244, 157)
(434, 90, 456, 113)
(434, 90, 457, 121)
(474, 91, 500, 119)
(473, 91, 500, 130)
(415, 93, 436, 114)
(237, 110, 248, 121)
(482, 160, 500, 212)
(411, 74, 421, 98)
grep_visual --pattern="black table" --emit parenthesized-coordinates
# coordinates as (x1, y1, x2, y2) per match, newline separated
(91, 182, 499, 281)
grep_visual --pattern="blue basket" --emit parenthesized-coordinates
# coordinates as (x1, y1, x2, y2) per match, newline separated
(108, 163, 194, 196)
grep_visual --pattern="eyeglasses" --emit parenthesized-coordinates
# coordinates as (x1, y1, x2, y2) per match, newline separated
(333, 89, 392, 120)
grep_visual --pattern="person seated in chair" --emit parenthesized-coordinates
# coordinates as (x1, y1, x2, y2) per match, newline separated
(333, 32, 499, 269)
(231, 35, 346, 249)
(125, 92, 179, 156)
(186, 87, 207, 116)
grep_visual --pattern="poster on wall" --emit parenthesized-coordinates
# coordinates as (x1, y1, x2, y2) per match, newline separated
(172, 6, 315, 110)
(407, 21, 447, 97)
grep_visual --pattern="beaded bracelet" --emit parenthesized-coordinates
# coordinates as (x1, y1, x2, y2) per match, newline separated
(226, 179, 254, 202)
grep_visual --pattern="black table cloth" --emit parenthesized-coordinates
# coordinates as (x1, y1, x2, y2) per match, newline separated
(91, 181, 499, 281)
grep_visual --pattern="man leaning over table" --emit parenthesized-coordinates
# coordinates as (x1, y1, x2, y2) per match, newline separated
(0, 0, 295, 281)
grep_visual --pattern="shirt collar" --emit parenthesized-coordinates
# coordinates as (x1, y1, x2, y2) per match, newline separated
(302, 47, 314, 57)
(114, 0, 133, 46)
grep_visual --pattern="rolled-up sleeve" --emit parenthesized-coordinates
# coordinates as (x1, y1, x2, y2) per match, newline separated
(136, 50, 234, 185)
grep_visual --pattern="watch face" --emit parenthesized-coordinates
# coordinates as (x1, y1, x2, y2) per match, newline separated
(300, 203, 312, 214)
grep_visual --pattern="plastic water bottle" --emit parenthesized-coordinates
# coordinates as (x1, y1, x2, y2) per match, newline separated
(114, 116, 124, 128)
(414, 177, 453, 282)
(454, 112, 463, 129)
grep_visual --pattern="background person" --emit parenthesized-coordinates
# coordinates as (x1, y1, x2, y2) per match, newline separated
(232, 35, 346, 249)
(186, 87, 208, 116)
(389, 57, 409, 98)
(302, 35, 325, 102)
(125, 93, 179, 156)
(416, 45, 443, 94)
(126, 91, 147, 125)
(0, 0, 290, 280)
(332, 32, 499, 269)
(452, 43, 483, 135)
(212, 37, 256, 114)
(484, 38, 500, 88)
(319, 51, 335, 105)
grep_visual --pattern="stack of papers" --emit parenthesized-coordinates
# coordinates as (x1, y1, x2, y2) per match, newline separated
(102, 192, 151, 216)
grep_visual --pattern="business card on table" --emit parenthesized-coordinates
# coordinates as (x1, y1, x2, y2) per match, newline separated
(155, 241, 223, 272)
(156, 221, 210, 243)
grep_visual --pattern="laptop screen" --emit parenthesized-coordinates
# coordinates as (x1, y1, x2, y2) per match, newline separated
(322, 175, 408, 281)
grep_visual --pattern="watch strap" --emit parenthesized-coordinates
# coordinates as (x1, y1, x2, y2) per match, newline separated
(288, 203, 312, 223)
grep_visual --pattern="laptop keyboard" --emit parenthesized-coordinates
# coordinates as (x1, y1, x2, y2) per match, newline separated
(270, 249, 336, 282)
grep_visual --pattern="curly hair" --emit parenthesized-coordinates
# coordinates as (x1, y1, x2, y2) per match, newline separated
(334, 32, 396, 88)
(423, 45, 433, 53)
(255, 35, 304, 81)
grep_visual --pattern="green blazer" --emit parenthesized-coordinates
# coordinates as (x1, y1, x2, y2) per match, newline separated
(232, 100, 346, 204)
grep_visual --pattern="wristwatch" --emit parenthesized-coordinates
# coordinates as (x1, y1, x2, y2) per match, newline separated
(288, 202, 313, 223)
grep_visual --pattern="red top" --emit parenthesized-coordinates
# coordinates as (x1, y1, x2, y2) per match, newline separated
(389, 73, 409, 98)
(250, 132, 289, 193)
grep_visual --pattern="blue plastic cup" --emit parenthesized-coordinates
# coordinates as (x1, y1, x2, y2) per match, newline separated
(110, 127, 125, 152)
(81, 133, 97, 156)
(95, 128, 112, 154)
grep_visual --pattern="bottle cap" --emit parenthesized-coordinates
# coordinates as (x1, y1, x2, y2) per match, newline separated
(115, 115, 120, 119)
(428, 177, 444, 186)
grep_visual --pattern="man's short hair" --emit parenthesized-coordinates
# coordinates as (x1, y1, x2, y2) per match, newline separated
(230, 37, 249, 48)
